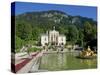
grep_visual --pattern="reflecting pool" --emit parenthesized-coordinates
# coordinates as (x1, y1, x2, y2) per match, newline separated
(39, 52, 97, 71)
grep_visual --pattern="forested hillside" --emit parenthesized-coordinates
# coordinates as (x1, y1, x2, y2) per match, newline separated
(13, 10, 97, 52)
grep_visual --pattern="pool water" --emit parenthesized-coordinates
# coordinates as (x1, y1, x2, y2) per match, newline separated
(39, 52, 97, 71)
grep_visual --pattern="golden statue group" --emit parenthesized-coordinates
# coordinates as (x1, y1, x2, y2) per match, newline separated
(79, 46, 97, 59)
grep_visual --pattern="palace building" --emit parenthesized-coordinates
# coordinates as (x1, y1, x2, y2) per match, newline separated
(41, 26, 66, 46)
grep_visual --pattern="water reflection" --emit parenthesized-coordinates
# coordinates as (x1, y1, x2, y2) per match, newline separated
(39, 52, 97, 70)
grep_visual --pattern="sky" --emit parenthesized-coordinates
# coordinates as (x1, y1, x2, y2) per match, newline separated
(11, 2, 97, 21)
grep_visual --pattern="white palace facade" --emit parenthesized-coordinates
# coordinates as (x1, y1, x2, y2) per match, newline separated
(41, 27, 66, 46)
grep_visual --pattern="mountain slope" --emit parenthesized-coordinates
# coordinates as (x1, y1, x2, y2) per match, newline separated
(15, 10, 97, 29)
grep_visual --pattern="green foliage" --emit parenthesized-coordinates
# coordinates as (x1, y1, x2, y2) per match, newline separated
(16, 21, 32, 41)
(28, 47, 42, 52)
(84, 21, 97, 42)
(91, 25, 97, 39)
(67, 25, 79, 44)
(15, 36, 24, 52)
(32, 27, 44, 40)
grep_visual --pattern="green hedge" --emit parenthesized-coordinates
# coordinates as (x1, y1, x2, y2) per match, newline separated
(28, 47, 42, 52)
